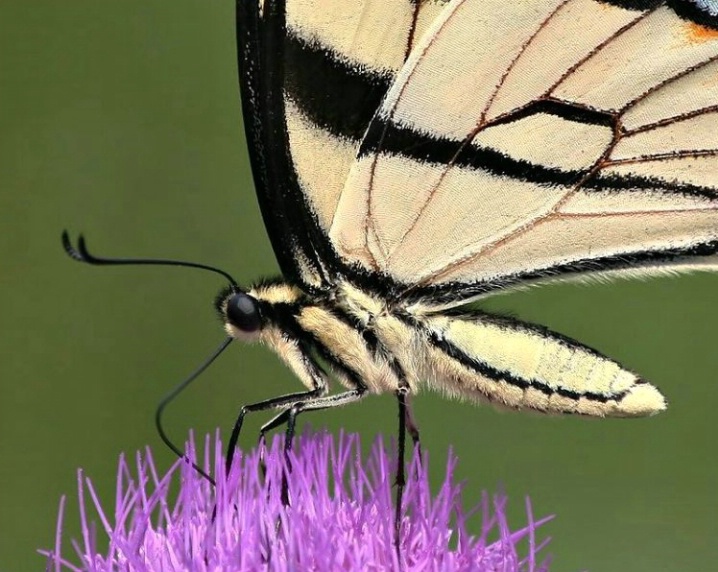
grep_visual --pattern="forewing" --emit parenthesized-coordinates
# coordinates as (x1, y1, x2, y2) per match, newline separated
(237, 0, 449, 289)
(328, 0, 718, 306)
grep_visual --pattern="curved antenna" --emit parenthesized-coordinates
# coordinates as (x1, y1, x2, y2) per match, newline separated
(155, 336, 234, 486)
(62, 230, 239, 287)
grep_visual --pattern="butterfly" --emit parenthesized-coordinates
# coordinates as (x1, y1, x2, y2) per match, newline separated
(65, 0, 718, 500)
(223, 0, 718, 429)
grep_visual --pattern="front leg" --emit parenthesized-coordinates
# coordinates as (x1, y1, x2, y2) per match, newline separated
(260, 386, 368, 450)
(225, 387, 326, 474)
(225, 335, 328, 475)
(257, 386, 368, 506)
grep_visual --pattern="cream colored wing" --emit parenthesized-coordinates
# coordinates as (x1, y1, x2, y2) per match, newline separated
(283, 0, 450, 232)
(238, 0, 449, 289)
(329, 0, 718, 307)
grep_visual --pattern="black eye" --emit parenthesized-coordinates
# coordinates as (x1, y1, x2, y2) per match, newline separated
(226, 293, 262, 332)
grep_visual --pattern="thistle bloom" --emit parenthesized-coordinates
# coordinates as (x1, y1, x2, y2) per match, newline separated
(43, 431, 552, 571)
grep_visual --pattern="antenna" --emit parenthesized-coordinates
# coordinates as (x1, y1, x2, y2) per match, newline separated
(62, 231, 239, 287)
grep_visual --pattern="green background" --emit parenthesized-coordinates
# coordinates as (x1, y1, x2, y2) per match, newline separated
(2, 1, 717, 570)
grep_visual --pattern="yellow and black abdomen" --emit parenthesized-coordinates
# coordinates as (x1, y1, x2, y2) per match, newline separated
(417, 313, 666, 417)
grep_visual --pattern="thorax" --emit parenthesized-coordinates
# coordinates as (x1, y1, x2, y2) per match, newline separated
(250, 280, 426, 393)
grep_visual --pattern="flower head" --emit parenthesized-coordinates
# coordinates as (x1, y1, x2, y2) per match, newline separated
(43, 431, 552, 571)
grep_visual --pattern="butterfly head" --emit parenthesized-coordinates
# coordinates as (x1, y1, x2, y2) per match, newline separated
(216, 286, 265, 341)
(216, 280, 306, 342)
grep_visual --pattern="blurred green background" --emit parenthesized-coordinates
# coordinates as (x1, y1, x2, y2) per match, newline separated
(2, 1, 717, 570)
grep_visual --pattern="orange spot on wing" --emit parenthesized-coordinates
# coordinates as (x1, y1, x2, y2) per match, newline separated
(684, 22, 718, 44)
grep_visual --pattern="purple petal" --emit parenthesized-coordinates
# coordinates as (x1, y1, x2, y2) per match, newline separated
(42, 431, 553, 571)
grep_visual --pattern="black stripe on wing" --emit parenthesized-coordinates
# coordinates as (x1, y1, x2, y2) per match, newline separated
(284, 33, 393, 140)
(338, 93, 718, 305)
(586, 172, 718, 200)
(360, 117, 586, 187)
(359, 100, 616, 187)
(338, 237, 718, 308)
(237, 0, 339, 290)
(407, 240, 718, 305)
(596, 0, 718, 25)
(598, 0, 662, 10)
(667, 0, 718, 29)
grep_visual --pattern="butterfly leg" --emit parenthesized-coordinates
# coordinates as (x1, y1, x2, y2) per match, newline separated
(394, 387, 418, 560)
(258, 387, 368, 450)
(225, 385, 327, 476)
(224, 334, 332, 475)
(402, 390, 421, 448)
(257, 388, 368, 504)
(225, 388, 324, 477)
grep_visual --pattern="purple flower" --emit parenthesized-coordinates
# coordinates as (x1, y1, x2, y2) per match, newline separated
(42, 431, 552, 571)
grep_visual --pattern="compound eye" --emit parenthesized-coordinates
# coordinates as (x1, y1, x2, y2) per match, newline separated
(226, 293, 262, 332)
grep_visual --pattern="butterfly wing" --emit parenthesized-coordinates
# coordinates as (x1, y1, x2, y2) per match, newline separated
(328, 0, 718, 307)
(237, 0, 449, 290)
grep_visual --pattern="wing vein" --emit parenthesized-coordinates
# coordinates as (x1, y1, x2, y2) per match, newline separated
(620, 53, 718, 115)
(365, 0, 456, 264)
(624, 103, 718, 135)
(387, 3, 656, 274)
(425, 205, 718, 285)
(605, 148, 718, 166)
(482, 0, 573, 124)
(546, 6, 659, 98)
(382, 0, 573, 264)
(411, 131, 623, 288)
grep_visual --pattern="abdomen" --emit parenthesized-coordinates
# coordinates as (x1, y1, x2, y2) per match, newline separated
(415, 312, 666, 417)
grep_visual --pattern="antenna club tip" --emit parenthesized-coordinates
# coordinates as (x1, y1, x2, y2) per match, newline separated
(61, 230, 91, 262)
